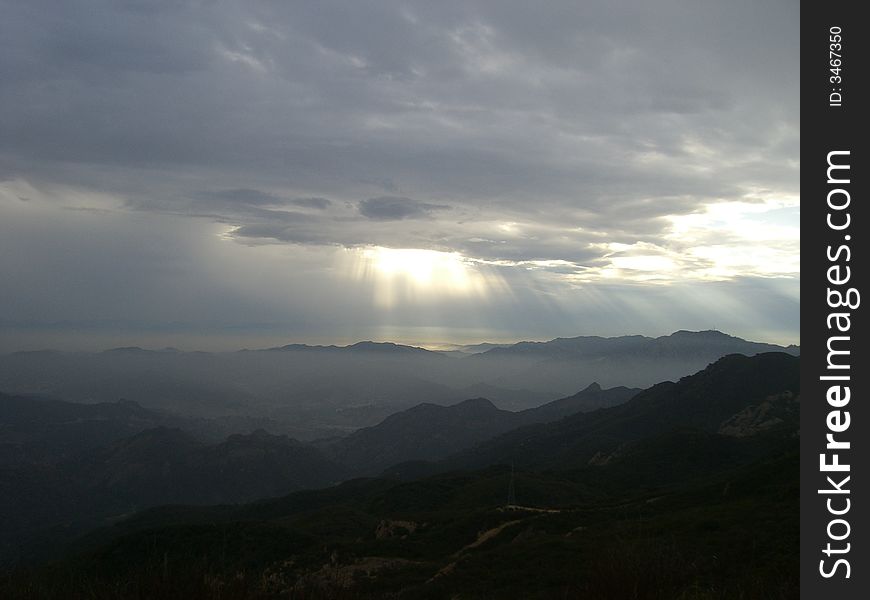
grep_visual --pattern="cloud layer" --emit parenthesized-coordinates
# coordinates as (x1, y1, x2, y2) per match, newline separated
(0, 0, 799, 350)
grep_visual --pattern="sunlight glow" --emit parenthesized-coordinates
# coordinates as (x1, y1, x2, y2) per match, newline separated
(346, 246, 498, 308)
(367, 247, 467, 285)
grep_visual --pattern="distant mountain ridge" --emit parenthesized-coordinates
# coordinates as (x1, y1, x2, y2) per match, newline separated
(9, 329, 797, 358)
(476, 330, 798, 360)
(461, 330, 799, 398)
(263, 340, 443, 356)
(0, 330, 799, 436)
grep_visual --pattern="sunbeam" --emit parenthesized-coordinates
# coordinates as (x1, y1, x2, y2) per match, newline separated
(345, 246, 498, 308)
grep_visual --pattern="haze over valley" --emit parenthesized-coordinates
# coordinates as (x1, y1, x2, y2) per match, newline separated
(1, 330, 798, 569)
(1, 330, 797, 436)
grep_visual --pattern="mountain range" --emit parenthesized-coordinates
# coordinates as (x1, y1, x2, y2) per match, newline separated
(0, 330, 799, 437)
(0, 381, 636, 561)
(0, 351, 799, 598)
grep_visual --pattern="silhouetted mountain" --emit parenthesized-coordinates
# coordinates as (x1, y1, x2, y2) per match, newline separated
(87, 427, 348, 508)
(464, 330, 799, 397)
(479, 330, 796, 360)
(265, 340, 442, 356)
(0, 390, 339, 461)
(0, 392, 157, 429)
(101, 346, 162, 355)
(345, 341, 443, 355)
(324, 385, 638, 475)
(519, 382, 637, 422)
(433, 352, 800, 473)
(456, 342, 512, 354)
(0, 423, 348, 563)
(264, 343, 336, 352)
(324, 398, 514, 475)
(0, 392, 171, 466)
(455, 382, 554, 410)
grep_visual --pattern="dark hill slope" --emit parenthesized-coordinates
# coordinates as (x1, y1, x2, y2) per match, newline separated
(0, 427, 348, 563)
(519, 382, 637, 422)
(325, 384, 638, 475)
(0, 392, 171, 465)
(12, 438, 798, 599)
(419, 352, 800, 474)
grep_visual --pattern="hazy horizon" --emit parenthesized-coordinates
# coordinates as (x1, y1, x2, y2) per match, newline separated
(0, 327, 799, 355)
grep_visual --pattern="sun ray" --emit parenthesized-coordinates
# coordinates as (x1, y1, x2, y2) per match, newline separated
(344, 246, 497, 308)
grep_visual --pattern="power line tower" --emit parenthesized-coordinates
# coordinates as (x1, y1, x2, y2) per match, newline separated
(506, 462, 517, 507)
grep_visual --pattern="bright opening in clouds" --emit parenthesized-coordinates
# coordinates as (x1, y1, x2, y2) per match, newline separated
(0, 0, 799, 351)
(347, 246, 497, 308)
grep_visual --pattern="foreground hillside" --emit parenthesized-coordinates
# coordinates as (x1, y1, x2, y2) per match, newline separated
(0, 353, 800, 599)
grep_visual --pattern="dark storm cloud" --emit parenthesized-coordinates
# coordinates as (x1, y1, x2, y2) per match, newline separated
(230, 223, 330, 245)
(292, 197, 332, 210)
(187, 189, 331, 222)
(0, 0, 798, 217)
(358, 197, 450, 221)
(199, 189, 284, 207)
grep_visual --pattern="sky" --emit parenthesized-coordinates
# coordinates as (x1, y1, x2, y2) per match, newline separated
(0, 0, 799, 352)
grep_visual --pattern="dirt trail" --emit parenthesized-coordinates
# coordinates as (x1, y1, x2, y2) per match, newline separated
(462, 519, 524, 552)
(427, 518, 524, 584)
